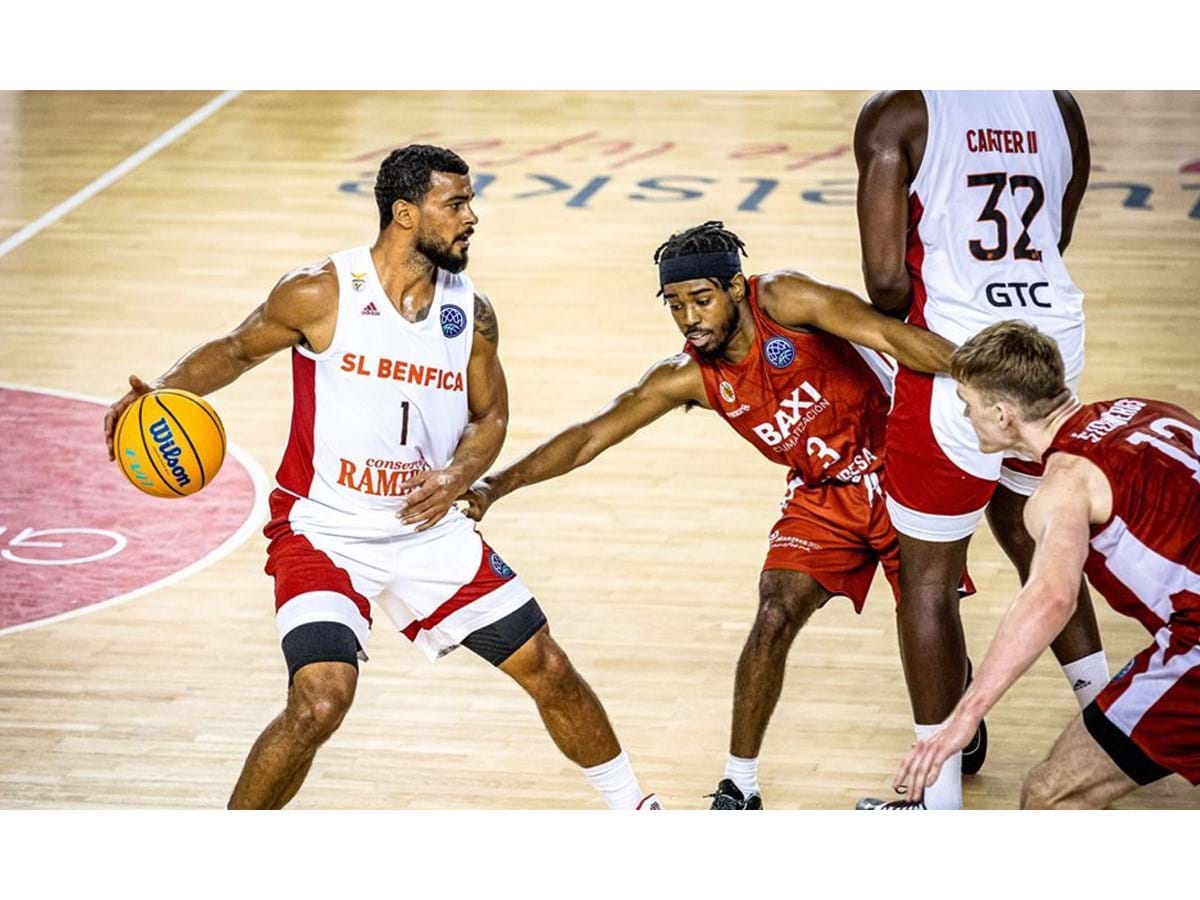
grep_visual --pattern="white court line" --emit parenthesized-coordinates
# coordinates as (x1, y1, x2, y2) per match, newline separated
(0, 89, 242, 260)
(0, 382, 271, 637)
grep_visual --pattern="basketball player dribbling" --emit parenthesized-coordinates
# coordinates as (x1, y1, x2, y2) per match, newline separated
(854, 91, 1109, 808)
(102, 145, 661, 810)
(895, 322, 1200, 808)
(462, 221, 957, 809)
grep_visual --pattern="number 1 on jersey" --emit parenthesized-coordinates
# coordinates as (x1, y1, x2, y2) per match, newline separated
(400, 400, 410, 446)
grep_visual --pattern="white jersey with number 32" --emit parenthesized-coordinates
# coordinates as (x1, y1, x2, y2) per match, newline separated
(908, 90, 1085, 380)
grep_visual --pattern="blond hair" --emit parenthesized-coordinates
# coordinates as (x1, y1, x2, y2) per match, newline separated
(950, 321, 1069, 420)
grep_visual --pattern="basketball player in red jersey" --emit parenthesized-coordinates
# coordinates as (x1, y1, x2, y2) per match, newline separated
(461, 221, 957, 809)
(855, 91, 1108, 809)
(895, 322, 1200, 807)
(102, 145, 661, 810)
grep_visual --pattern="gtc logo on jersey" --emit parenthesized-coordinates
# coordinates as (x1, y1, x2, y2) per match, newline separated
(751, 382, 828, 449)
(764, 337, 795, 369)
(489, 552, 514, 579)
(441, 304, 467, 338)
(719, 381, 736, 404)
(351, 272, 367, 292)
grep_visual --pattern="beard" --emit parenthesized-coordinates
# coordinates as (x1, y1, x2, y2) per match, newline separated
(688, 303, 741, 360)
(415, 231, 469, 274)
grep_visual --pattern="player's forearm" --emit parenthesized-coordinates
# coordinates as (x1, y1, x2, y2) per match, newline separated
(958, 582, 1078, 722)
(883, 321, 955, 374)
(484, 423, 599, 502)
(446, 409, 508, 490)
(152, 336, 263, 397)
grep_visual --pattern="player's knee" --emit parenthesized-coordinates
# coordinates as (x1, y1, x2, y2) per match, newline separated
(1019, 763, 1065, 809)
(287, 671, 355, 747)
(755, 573, 819, 640)
(541, 646, 581, 695)
(289, 691, 351, 747)
(517, 632, 579, 693)
(898, 575, 960, 612)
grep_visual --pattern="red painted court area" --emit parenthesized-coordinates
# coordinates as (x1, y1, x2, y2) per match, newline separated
(0, 387, 259, 631)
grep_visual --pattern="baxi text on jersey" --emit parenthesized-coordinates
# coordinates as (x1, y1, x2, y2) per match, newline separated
(340, 353, 464, 392)
(751, 382, 830, 451)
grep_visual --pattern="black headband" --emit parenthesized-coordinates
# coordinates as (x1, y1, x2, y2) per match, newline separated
(658, 251, 743, 287)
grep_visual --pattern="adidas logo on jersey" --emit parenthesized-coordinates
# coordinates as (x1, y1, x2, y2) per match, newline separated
(1072, 678, 1092, 692)
(361, 302, 380, 316)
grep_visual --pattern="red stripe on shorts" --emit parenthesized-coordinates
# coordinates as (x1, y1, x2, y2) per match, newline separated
(264, 489, 372, 625)
(401, 541, 512, 641)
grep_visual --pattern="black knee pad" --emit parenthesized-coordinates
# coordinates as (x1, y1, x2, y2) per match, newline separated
(461, 599, 547, 667)
(281, 621, 361, 686)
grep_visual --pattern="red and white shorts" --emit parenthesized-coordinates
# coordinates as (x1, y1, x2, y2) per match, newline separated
(764, 472, 900, 612)
(263, 489, 533, 662)
(1084, 627, 1200, 785)
(884, 369, 1080, 541)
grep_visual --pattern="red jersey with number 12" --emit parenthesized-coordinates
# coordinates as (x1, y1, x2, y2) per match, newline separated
(1045, 398, 1200, 644)
(683, 275, 894, 489)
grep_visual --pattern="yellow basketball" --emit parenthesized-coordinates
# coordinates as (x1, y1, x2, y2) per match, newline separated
(114, 389, 226, 498)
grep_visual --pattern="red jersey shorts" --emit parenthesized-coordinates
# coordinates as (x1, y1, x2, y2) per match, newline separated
(764, 471, 900, 612)
(1084, 627, 1200, 785)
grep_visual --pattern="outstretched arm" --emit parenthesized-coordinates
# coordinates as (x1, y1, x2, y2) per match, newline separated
(461, 353, 703, 520)
(757, 270, 955, 374)
(400, 292, 509, 531)
(103, 261, 335, 459)
(854, 90, 924, 318)
(893, 458, 1094, 800)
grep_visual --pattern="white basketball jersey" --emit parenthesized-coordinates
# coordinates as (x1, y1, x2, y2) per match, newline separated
(908, 90, 1085, 379)
(274, 247, 476, 535)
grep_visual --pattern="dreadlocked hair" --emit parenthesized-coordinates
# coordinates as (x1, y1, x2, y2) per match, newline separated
(653, 221, 748, 265)
(652, 221, 748, 295)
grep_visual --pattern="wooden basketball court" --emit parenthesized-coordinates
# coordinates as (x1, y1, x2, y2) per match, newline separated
(1, 90, 1197, 809)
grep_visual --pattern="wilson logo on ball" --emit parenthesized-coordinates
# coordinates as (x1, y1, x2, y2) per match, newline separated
(149, 417, 192, 488)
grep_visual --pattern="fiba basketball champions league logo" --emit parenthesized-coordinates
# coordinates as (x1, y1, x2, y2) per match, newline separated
(764, 337, 795, 369)
(489, 552, 514, 579)
(440, 305, 467, 339)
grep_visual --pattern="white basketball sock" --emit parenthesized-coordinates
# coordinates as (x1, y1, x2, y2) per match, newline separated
(583, 750, 644, 810)
(914, 722, 962, 809)
(723, 754, 761, 798)
(1062, 650, 1109, 708)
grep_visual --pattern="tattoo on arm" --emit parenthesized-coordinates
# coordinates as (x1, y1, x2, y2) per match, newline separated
(474, 292, 499, 344)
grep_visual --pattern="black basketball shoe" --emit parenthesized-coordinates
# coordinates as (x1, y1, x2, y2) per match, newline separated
(961, 658, 989, 776)
(855, 797, 927, 810)
(707, 779, 763, 810)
